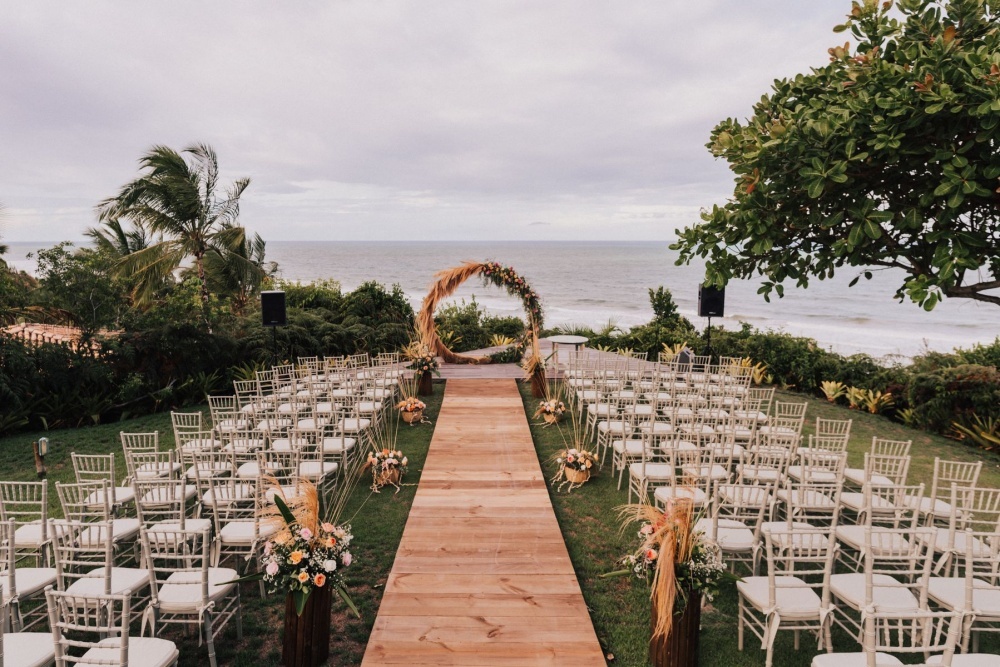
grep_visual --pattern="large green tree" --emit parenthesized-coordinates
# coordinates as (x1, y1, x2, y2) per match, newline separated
(672, 0, 1000, 310)
(96, 143, 255, 329)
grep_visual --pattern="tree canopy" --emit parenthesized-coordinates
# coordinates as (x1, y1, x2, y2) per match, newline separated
(672, 0, 1000, 310)
(95, 143, 259, 328)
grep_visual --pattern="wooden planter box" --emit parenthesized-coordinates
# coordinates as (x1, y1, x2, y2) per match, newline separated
(418, 372, 433, 396)
(649, 589, 701, 667)
(283, 584, 333, 667)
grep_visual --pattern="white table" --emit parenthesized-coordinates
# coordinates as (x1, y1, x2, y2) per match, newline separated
(547, 335, 589, 372)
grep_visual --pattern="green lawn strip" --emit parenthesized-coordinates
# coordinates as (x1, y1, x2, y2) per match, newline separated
(518, 382, 1000, 667)
(0, 382, 443, 667)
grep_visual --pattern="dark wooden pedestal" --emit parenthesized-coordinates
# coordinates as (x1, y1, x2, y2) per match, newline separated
(283, 585, 333, 667)
(649, 590, 701, 667)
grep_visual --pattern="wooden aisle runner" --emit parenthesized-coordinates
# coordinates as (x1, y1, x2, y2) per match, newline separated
(361, 379, 605, 666)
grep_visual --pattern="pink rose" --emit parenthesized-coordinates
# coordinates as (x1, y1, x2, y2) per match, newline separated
(300, 528, 313, 541)
(342, 551, 353, 567)
(265, 561, 279, 576)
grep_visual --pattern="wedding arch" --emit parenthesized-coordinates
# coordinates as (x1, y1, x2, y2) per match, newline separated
(417, 261, 543, 365)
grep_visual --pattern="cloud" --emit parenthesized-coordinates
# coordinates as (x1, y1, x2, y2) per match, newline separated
(0, 1, 849, 242)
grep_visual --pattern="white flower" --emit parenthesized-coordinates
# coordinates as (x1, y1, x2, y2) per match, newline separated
(323, 559, 337, 572)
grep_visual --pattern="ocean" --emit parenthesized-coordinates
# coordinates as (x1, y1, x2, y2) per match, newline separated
(7, 240, 1000, 360)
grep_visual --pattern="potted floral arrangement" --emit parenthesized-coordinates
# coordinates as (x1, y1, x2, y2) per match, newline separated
(396, 396, 427, 425)
(609, 500, 729, 667)
(247, 479, 360, 667)
(550, 447, 597, 490)
(366, 448, 408, 492)
(406, 345, 440, 396)
(534, 398, 566, 426)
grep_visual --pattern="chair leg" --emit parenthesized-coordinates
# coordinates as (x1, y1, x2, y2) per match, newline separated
(204, 611, 218, 667)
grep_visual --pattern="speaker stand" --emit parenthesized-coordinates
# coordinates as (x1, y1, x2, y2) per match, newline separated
(705, 316, 713, 363)
(270, 325, 279, 366)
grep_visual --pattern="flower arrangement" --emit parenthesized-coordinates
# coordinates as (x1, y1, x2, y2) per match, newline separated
(396, 396, 426, 413)
(395, 396, 427, 425)
(248, 478, 360, 618)
(480, 261, 543, 329)
(366, 448, 408, 492)
(534, 399, 566, 425)
(611, 500, 729, 642)
(550, 447, 597, 491)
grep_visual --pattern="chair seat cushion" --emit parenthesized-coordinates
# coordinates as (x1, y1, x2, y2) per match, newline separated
(135, 461, 184, 479)
(830, 572, 921, 611)
(926, 654, 1000, 666)
(0, 567, 58, 599)
(654, 486, 707, 506)
(835, 526, 912, 556)
(157, 567, 238, 612)
(202, 484, 254, 506)
(928, 577, 1000, 615)
(786, 466, 837, 483)
(83, 487, 136, 507)
(3, 631, 57, 667)
(84, 636, 179, 667)
(842, 467, 894, 488)
(138, 484, 198, 505)
(612, 439, 645, 455)
(775, 488, 836, 509)
(219, 520, 279, 545)
(341, 418, 371, 432)
(838, 491, 896, 514)
(78, 518, 141, 546)
(737, 576, 823, 618)
(930, 527, 991, 557)
(299, 461, 339, 478)
(811, 653, 902, 667)
(13, 521, 51, 549)
(694, 518, 754, 552)
(68, 566, 150, 596)
(320, 437, 356, 453)
(719, 485, 770, 507)
(629, 462, 673, 481)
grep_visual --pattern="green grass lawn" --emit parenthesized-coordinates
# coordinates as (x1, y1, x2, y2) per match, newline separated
(518, 383, 1000, 667)
(0, 382, 444, 666)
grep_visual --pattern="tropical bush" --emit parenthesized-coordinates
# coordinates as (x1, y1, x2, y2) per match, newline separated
(906, 364, 1000, 433)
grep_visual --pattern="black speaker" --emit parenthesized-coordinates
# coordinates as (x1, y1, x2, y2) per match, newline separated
(261, 290, 287, 326)
(698, 285, 725, 317)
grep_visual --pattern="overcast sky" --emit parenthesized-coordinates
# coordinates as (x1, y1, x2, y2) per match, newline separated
(1, 1, 851, 242)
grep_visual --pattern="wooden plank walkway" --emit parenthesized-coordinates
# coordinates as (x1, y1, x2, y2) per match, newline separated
(361, 379, 605, 666)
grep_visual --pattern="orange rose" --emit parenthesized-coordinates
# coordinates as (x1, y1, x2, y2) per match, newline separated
(327, 537, 336, 548)
(297, 571, 310, 583)
(646, 548, 658, 561)
(314, 573, 327, 587)
(289, 550, 304, 564)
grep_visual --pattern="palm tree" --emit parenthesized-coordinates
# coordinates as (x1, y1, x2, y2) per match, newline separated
(95, 143, 251, 330)
(85, 217, 153, 257)
(0, 203, 9, 263)
(202, 224, 277, 316)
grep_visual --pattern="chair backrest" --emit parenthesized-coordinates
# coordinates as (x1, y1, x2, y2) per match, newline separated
(930, 458, 982, 507)
(859, 609, 962, 666)
(870, 437, 911, 459)
(713, 478, 775, 527)
(120, 431, 158, 454)
(46, 586, 141, 666)
(51, 519, 114, 592)
(133, 472, 188, 528)
(761, 524, 837, 608)
(815, 417, 852, 440)
(863, 450, 911, 488)
(0, 519, 16, 601)
(171, 410, 202, 434)
(861, 523, 935, 609)
(948, 485, 1000, 581)
(0, 479, 47, 530)
(770, 401, 807, 430)
(71, 452, 118, 490)
(55, 481, 111, 523)
(861, 481, 925, 530)
(141, 525, 213, 607)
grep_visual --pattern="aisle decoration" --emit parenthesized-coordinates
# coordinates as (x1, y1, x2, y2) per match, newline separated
(416, 260, 543, 368)
(250, 477, 361, 667)
(534, 398, 566, 425)
(404, 341, 440, 395)
(550, 447, 597, 490)
(367, 448, 408, 492)
(396, 396, 427, 425)
(609, 500, 729, 667)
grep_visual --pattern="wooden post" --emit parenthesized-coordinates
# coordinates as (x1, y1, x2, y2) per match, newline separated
(282, 585, 333, 667)
(418, 372, 433, 396)
(530, 367, 547, 398)
(32, 442, 46, 478)
(649, 589, 701, 667)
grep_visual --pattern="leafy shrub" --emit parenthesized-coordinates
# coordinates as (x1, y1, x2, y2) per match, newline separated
(906, 364, 1000, 433)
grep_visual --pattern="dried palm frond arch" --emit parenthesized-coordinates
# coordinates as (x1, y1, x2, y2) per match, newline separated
(417, 261, 543, 365)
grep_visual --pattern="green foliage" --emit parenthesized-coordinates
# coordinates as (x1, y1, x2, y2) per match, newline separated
(672, 0, 1000, 311)
(31, 242, 131, 332)
(907, 364, 1000, 432)
(278, 278, 343, 312)
(434, 298, 527, 353)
